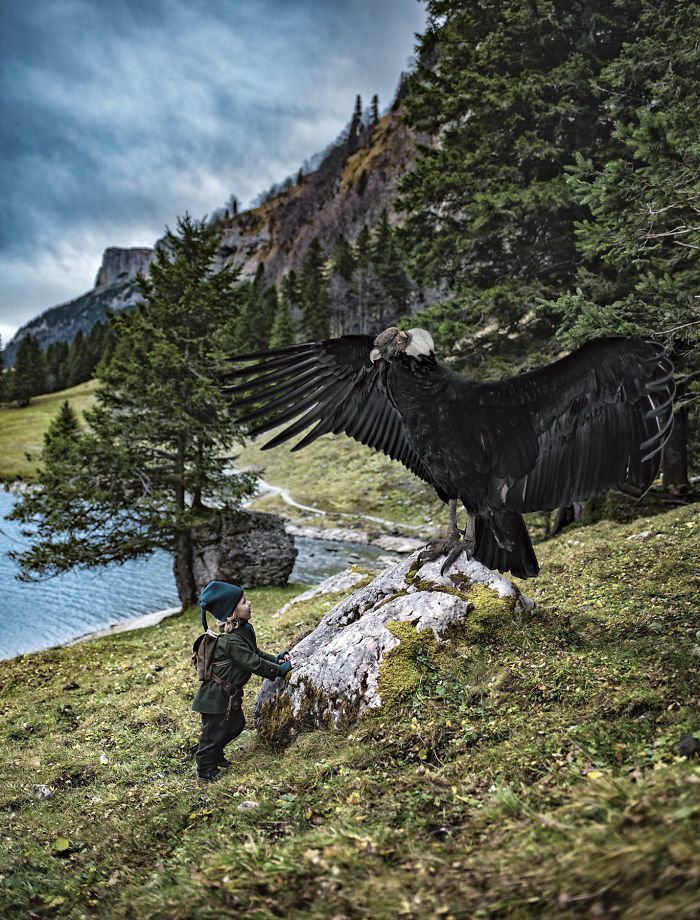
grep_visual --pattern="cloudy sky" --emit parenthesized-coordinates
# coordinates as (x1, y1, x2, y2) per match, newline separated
(0, 0, 426, 344)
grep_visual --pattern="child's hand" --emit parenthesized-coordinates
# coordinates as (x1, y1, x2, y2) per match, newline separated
(279, 658, 297, 676)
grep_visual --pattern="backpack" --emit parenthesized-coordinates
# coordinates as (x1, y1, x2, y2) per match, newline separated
(191, 629, 220, 682)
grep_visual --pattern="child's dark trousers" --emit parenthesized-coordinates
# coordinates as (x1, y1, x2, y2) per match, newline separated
(196, 709, 245, 776)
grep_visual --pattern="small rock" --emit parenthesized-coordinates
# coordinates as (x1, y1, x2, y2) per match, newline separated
(237, 800, 259, 811)
(62, 681, 80, 691)
(676, 732, 700, 758)
(32, 784, 53, 800)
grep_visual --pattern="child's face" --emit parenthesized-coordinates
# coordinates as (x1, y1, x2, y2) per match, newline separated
(234, 594, 252, 621)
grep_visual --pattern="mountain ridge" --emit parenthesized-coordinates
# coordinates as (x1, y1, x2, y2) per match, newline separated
(4, 106, 423, 364)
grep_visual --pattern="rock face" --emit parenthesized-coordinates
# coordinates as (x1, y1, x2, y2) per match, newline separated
(3, 246, 153, 364)
(254, 552, 534, 745)
(94, 247, 153, 289)
(191, 510, 297, 588)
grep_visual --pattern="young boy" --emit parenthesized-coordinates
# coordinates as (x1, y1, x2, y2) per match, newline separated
(193, 580, 295, 781)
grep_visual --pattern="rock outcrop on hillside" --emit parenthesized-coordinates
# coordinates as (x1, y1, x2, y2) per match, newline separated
(94, 247, 152, 289)
(191, 509, 297, 588)
(3, 246, 153, 364)
(213, 112, 422, 286)
(254, 553, 534, 746)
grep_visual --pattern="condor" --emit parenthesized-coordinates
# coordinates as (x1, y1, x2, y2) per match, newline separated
(225, 327, 674, 578)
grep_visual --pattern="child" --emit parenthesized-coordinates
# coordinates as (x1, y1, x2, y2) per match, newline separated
(193, 580, 295, 781)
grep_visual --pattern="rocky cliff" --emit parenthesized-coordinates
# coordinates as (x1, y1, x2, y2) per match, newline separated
(3, 247, 153, 365)
(94, 247, 153, 289)
(211, 111, 421, 285)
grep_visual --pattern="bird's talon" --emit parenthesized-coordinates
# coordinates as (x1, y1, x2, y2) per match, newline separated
(439, 540, 474, 575)
(418, 532, 474, 573)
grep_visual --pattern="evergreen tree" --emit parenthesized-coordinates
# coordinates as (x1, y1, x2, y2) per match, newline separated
(66, 330, 89, 387)
(327, 236, 356, 335)
(46, 340, 70, 392)
(371, 94, 379, 126)
(371, 211, 413, 317)
(300, 238, 330, 340)
(547, 0, 700, 488)
(10, 333, 46, 406)
(349, 226, 384, 333)
(269, 299, 296, 347)
(236, 266, 281, 353)
(10, 216, 256, 605)
(399, 0, 638, 376)
(348, 94, 363, 151)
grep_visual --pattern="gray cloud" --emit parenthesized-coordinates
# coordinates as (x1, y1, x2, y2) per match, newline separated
(0, 0, 425, 340)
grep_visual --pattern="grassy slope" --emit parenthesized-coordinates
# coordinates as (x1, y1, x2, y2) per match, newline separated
(239, 431, 450, 534)
(1, 504, 698, 919)
(0, 381, 99, 481)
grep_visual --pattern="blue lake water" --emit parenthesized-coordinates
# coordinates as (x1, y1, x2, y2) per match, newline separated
(0, 489, 394, 659)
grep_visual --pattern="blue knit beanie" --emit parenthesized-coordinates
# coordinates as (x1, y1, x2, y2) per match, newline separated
(200, 581, 244, 629)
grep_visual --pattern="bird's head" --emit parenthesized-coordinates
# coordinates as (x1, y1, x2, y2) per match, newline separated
(369, 326, 435, 363)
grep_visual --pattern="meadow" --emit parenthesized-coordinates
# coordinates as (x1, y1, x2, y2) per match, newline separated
(0, 501, 698, 918)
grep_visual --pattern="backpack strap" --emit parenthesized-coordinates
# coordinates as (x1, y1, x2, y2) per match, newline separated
(210, 674, 244, 724)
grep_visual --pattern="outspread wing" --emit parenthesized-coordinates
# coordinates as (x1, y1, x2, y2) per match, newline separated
(471, 337, 675, 513)
(223, 336, 433, 483)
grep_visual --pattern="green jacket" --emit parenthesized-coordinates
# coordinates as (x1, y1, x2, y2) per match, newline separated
(192, 622, 284, 714)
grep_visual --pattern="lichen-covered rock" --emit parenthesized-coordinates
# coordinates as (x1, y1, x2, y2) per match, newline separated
(254, 551, 533, 745)
(191, 509, 297, 587)
(272, 567, 373, 620)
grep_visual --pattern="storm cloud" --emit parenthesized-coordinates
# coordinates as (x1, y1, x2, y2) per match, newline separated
(0, 0, 426, 341)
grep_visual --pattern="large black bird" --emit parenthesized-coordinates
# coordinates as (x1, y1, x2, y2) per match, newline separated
(225, 327, 674, 578)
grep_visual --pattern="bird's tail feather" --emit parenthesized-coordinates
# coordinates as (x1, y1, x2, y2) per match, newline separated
(474, 511, 539, 579)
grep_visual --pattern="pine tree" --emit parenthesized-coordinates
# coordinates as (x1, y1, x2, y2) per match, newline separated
(548, 0, 700, 489)
(399, 0, 638, 376)
(348, 94, 363, 151)
(46, 340, 70, 392)
(371, 94, 379, 126)
(300, 238, 330, 340)
(10, 333, 47, 406)
(10, 216, 256, 605)
(371, 211, 413, 317)
(327, 236, 357, 335)
(269, 299, 296, 347)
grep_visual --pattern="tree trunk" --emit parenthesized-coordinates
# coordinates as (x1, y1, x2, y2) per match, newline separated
(173, 434, 197, 606)
(662, 406, 690, 493)
(174, 528, 197, 607)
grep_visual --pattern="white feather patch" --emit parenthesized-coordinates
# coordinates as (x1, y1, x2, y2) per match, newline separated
(405, 328, 435, 357)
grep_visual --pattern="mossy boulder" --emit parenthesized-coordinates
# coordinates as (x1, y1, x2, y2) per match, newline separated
(254, 551, 533, 746)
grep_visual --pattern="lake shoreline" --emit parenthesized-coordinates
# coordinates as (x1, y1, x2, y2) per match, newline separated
(67, 605, 184, 646)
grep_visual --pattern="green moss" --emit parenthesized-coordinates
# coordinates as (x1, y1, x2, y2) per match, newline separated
(377, 619, 441, 706)
(256, 691, 294, 747)
(460, 582, 517, 641)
